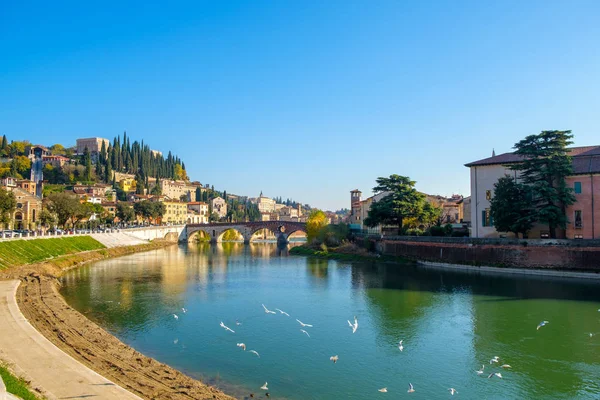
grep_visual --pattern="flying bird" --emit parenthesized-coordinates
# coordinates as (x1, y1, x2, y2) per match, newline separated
(301, 329, 310, 338)
(398, 340, 404, 352)
(330, 355, 339, 363)
(181, 308, 187, 313)
(276, 308, 290, 317)
(407, 383, 415, 393)
(296, 319, 313, 328)
(237, 343, 246, 351)
(173, 339, 179, 344)
(236, 320, 242, 326)
(490, 356, 499, 364)
(173, 314, 179, 320)
(537, 321, 549, 330)
(488, 372, 502, 379)
(249, 350, 260, 358)
(378, 387, 388, 393)
(448, 388, 458, 395)
(476, 365, 485, 375)
(220, 321, 235, 333)
(348, 316, 358, 333)
(589, 333, 594, 338)
(501, 364, 512, 369)
(262, 304, 276, 314)
(261, 382, 268, 390)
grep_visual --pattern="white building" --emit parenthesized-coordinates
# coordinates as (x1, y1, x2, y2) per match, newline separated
(211, 196, 227, 218)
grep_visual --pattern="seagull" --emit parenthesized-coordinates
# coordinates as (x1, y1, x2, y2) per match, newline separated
(476, 365, 485, 375)
(249, 350, 260, 358)
(398, 340, 404, 352)
(407, 383, 415, 393)
(490, 356, 499, 364)
(296, 319, 313, 328)
(181, 308, 187, 313)
(262, 304, 276, 314)
(589, 333, 594, 338)
(378, 387, 388, 393)
(236, 320, 242, 325)
(276, 308, 290, 317)
(301, 329, 310, 338)
(537, 321, 549, 330)
(173, 339, 179, 344)
(330, 355, 339, 363)
(261, 382, 268, 390)
(448, 388, 458, 395)
(488, 372, 502, 379)
(348, 316, 358, 333)
(220, 321, 235, 333)
(501, 364, 512, 369)
(173, 314, 179, 320)
(237, 343, 246, 351)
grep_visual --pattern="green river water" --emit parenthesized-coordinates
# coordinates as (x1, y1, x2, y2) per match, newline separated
(59, 243, 600, 399)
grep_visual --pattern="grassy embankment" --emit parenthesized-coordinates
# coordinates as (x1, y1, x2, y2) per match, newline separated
(0, 236, 105, 270)
(0, 363, 42, 400)
(290, 243, 413, 264)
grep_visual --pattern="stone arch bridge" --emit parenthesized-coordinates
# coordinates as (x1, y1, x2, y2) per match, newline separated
(186, 221, 307, 244)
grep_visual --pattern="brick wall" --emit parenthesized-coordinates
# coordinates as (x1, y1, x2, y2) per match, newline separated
(380, 240, 600, 271)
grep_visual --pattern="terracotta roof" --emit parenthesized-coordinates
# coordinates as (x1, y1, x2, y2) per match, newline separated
(465, 146, 600, 174)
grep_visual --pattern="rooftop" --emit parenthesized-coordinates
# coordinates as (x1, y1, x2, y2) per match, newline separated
(465, 145, 600, 174)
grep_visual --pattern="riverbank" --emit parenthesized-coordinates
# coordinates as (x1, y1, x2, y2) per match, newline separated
(289, 243, 413, 264)
(0, 238, 235, 400)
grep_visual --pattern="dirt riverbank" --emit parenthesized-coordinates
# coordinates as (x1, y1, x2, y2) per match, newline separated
(1, 240, 235, 400)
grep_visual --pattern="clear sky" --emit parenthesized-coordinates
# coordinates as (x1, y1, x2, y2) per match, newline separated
(1, 1, 599, 210)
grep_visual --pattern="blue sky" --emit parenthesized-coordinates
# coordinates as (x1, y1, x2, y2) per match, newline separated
(1, 1, 599, 210)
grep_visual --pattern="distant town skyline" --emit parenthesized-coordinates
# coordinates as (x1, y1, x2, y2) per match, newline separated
(2, 1, 599, 210)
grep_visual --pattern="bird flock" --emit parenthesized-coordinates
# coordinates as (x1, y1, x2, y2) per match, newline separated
(167, 304, 599, 398)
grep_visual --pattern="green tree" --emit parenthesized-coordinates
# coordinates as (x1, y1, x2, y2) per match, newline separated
(0, 187, 16, 229)
(510, 130, 576, 238)
(209, 212, 219, 222)
(39, 208, 58, 230)
(306, 209, 328, 243)
(49, 144, 66, 155)
(490, 176, 535, 238)
(83, 146, 92, 182)
(364, 175, 426, 234)
(116, 202, 135, 223)
(46, 193, 82, 228)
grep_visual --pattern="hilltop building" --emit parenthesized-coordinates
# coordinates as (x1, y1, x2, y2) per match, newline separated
(76, 137, 110, 158)
(465, 146, 600, 239)
(211, 196, 227, 218)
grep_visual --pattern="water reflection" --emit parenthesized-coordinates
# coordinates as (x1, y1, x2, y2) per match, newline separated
(60, 244, 600, 400)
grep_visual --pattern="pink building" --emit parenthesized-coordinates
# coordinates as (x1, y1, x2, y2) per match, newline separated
(466, 146, 600, 239)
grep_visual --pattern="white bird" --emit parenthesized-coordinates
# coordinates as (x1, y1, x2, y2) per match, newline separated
(173, 339, 179, 344)
(330, 355, 339, 363)
(501, 364, 512, 369)
(589, 333, 594, 338)
(181, 308, 187, 313)
(219, 321, 235, 333)
(476, 365, 485, 375)
(249, 350, 260, 358)
(488, 372, 502, 379)
(173, 314, 179, 320)
(235, 320, 242, 325)
(301, 329, 310, 338)
(296, 319, 313, 328)
(262, 304, 276, 314)
(261, 382, 268, 390)
(347, 316, 358, 333)
(537, 320, 549, 330)
(490, 356, 499, 364)
(407, 383, 415, 393)
(276, 308, 290, 316)
(449, 388, 458, 395)
(237, 343, 246, 351)
(378, 387, 388, 393)
(398, 340, 404, 352)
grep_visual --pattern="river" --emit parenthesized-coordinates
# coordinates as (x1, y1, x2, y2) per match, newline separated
(59, 243, 600, 399)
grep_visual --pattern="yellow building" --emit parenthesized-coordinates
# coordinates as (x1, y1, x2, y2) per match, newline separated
(119, 178, 136, 193)
(163, 200, 187, 224)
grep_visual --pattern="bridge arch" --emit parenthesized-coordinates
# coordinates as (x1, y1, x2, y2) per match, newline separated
(217, 228, 244, 242)
(164, 231, 180, 241)
(187, 229, 212, 243)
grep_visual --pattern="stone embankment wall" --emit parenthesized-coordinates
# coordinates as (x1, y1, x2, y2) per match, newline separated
(375, 238, 600, 271)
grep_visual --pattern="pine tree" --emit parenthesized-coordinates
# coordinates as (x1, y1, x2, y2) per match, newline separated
(1, 135, 7, 150)
(510, 130, 576, 238)
(83, 146, 92, 182)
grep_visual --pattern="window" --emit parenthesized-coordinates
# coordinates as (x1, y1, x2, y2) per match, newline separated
(485, 190, 492, 200)
(482, 209, 491, 227)
(574, 182, 582, 194)
(574, 210, 582, 229)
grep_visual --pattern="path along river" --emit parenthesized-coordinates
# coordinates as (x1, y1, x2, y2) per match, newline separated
(59, 243, 600, 399)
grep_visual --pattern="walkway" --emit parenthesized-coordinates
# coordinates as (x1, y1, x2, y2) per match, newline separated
(0, 280, 142, 400)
